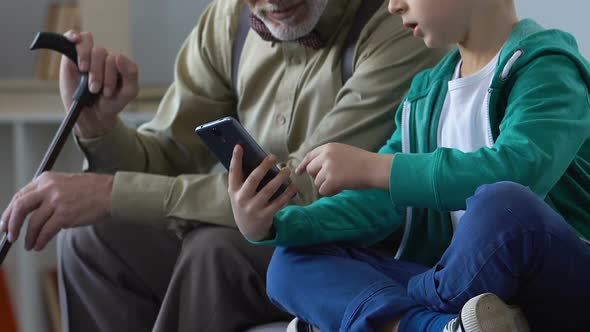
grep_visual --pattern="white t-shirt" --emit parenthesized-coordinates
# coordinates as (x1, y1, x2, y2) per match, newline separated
(438, 54, 499, 229)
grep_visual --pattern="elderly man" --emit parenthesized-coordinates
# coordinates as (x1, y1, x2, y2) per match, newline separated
(1, 0, 444, 331)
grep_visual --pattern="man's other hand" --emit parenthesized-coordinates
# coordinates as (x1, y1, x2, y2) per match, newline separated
(0, 172, 114, 251)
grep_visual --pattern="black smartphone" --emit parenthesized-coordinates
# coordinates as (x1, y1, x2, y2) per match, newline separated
(195, 117, 290, 200)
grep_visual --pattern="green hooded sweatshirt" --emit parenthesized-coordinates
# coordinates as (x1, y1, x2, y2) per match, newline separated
(255, 19, 590, 266)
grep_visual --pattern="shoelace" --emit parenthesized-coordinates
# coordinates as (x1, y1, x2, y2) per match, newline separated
(444, 317, 463, 332)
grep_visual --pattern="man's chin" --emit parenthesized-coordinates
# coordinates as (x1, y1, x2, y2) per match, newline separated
(261, 17, 314, 41)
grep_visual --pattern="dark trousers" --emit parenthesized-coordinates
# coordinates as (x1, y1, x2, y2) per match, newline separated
(267, 182, 590, 332)
(58, 222, 291, 332)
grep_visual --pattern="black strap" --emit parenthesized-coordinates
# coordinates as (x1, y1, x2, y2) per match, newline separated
(341, 0, 383, 84)
(231, 1, 383, 97)
(232, 4, 251, 98)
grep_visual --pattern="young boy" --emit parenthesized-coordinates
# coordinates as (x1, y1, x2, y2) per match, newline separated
(228, 0, 590, 331)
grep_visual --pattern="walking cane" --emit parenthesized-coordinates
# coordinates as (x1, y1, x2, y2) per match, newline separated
(0, 32, 97, 265)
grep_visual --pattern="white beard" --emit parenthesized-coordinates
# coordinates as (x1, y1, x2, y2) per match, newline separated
(253, 0, 329, 41)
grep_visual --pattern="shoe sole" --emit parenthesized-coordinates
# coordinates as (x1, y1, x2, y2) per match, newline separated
(460, 293, 530, 332)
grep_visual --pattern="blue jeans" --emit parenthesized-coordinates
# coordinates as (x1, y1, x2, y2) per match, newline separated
(266, 182, 590, 332)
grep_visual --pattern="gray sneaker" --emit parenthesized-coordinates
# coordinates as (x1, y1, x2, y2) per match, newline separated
(286, 318, 322, 332)
(443, 293, 530, 332)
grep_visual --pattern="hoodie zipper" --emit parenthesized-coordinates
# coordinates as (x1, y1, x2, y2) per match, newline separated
(484, 88, 495, 146)
(395, 101, 413, 259)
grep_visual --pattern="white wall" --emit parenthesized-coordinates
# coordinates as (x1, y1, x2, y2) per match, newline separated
(130, 0, 212, 85)
(0, 0, 211, 84)
(0, 0, 51, 78)
(517, 0, 589, 57)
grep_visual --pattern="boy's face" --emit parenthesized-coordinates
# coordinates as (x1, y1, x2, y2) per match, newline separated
(388, 0, 469, 47)
(244, 0, 328, 41)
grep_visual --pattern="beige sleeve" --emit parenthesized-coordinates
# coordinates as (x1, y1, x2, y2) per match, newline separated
(77, 0, 242, 225)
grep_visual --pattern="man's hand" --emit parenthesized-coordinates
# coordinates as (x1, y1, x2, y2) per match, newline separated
(228, 145, 298, 241)
(60, 30, 139, 138)
(296, 143, 394, 196)
(0, 172, 114, 251)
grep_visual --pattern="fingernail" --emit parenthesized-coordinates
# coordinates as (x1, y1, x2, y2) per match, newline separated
(103, 87, 112, 97)
(8, 232, 14, 243)
(89, 82, 100, 93)
(0, 220, 4, 231)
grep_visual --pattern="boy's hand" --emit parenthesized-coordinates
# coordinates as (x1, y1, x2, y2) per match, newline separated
(296, 143, 394, 196)
(228, 145, 298, 241)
